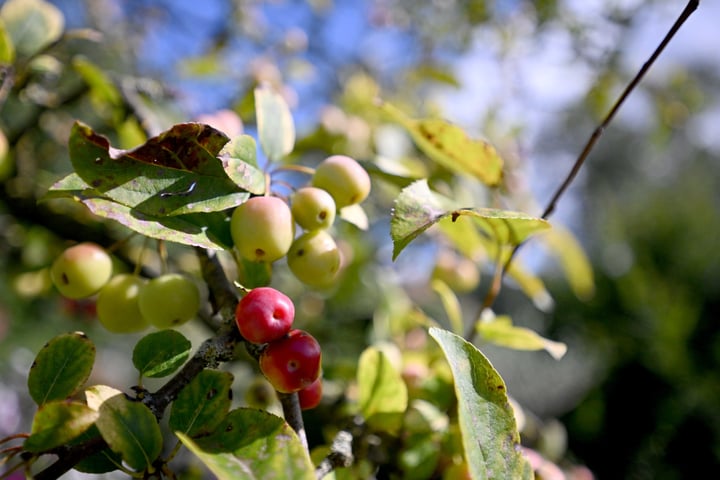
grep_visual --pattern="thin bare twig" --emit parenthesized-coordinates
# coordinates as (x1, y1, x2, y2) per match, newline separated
(492, 0, 700, 306)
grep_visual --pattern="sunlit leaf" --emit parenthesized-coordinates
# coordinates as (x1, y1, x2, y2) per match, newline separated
(28, 332, 95, 405)
(357, 347, 408, 434)
(391, 180, 549, 260)
(0, 19, 15, 63)
(96, 394, 163, 472)
(62, 121, 249, 217)
(0, 0, 63, 58)
(506, 262, 554, 312)
(219, 134, 266, 194)
(476, 314, 567, 360)
(380, 102, 503, 186)
(431, 279, 464, 335)
(339, 203, 369, 230)
(132, 330, 192, 378)
(72, 56, 122, 107)
(178, 409, 315, 479)
(44, 178, 234, 250)
(429, 328, 533, 480)
(390, 179, 457, 260)
(24, 401, 98, 453)
(85, 385, 123, 411)
(255, 86, 295, 162)
(169, 370, 233, 438)
(541, 226, 595, 300)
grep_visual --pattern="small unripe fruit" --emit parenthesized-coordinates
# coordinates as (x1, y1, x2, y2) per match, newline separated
(50, 242, 113, 299)
(138, 273, 200, 329)
(230, 196, 294, 263)
(298, 377, 323, 410)
(290, 187, 336, 231)
(235, 287, 295, 344)
(287, 230, 341, 288)
(96, 274, 149, 333)
(311, 155, 371, 208)
(259, 329, 322, 393)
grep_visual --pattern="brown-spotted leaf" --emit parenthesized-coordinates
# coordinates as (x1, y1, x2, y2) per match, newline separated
(65, 121, 249, 217)
(380, 102, 503, 186)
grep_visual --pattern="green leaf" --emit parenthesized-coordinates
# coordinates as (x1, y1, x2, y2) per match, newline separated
(0, 0, 63, 58)
(219, 134, 266, 194)
(178, 409, 315, 480)
(255, 86, 295, 162)
(428, 328, 533, 480)
(132, 330, 192, 378)
(357, 347, 408, 434)
(24, 401, 98, 453)
(85, 385, 123, 411)
(95, 394, 163, 472)
(63, 121, 250, 217)
(169, 370, 233, 438)
(72, 56, 122, 107)
(390, 179, 457, 260)
(431, 279, 464, 335)
(28, 332, 95, 405)
(476, 314, 567, 360)
(44, 178, 234, 249)
(72, 425, 123, 474)
(541, 226, 595, 301)
(380, 102, 503, 186)
(391, 180, 550, 260)
(339, 204, 369, 230)
(449, 208, 551, 247)
(0, 19, 15, 64)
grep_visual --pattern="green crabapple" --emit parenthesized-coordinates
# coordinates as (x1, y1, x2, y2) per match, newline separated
(50, 242, 113, 299)
(290, 187, 336, 231)
(235, 287, 295, 344)
(230, 196, 294, 263)
(311, 155, 371, 209)
(96, 274, 149, 333)
(137, 273, 201, 329)
(286, 230, 341, 288)
(259, 329, 322, 393)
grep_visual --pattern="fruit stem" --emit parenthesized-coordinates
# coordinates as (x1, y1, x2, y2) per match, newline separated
(278, 392, 308, 451)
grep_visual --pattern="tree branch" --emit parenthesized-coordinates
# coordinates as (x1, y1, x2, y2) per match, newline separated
(495, 0, 700, 302)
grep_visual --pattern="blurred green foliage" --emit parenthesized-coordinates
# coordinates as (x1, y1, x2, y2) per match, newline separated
(0, 0, 717, 478)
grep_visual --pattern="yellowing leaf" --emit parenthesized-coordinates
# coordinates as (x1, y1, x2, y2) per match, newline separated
(476, 314, 567, 360)
(541, 226, 595, 300)
(380, 102, 503, 186)
(357, 347, 408, 434)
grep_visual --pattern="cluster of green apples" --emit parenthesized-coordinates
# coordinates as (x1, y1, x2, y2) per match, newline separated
(230, 154, 371, 288)
(50, 242, 200, 333)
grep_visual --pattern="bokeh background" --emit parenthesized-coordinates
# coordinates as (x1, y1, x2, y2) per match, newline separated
(1, 0, 718, 478)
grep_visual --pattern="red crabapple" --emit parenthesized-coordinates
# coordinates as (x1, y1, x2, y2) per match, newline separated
(259, 329, 322, 393)
(297, 377, 323, 410)
(235, 287, 295, 344)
